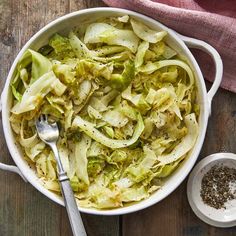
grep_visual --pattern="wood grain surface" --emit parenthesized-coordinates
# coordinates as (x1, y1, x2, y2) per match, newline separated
(0, 1, 235, 236)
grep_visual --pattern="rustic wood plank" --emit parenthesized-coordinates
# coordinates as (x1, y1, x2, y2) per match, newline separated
(0, 1, 119, 236)
(122, 85, 236, 236)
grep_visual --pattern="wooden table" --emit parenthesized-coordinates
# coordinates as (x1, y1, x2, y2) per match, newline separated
(0, 1, 235, 235)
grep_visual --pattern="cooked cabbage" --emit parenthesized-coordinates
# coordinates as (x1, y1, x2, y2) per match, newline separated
(10, 15, 199, 209)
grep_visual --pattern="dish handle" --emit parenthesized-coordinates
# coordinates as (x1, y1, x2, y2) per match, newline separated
(177, 33, 223, 115)
(0, 93, 27, 182)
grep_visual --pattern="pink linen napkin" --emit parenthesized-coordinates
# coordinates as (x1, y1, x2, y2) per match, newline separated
(103, 0, 236, 93)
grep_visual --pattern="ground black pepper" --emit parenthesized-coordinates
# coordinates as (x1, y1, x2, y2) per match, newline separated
(200, 164, 236, 209)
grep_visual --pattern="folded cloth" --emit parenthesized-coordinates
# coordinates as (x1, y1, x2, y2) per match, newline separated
(103, 0, 236, 93)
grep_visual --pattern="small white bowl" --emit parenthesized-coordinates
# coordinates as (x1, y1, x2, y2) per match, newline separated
(187, 153, 236, 227)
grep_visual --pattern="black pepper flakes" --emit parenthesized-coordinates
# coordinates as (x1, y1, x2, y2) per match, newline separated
(200, 164, 236, 209)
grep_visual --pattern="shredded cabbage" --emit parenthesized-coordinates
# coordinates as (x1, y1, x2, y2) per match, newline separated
(130, 19, 167, 43)
(84, 22, 139, 53)
(72, 113, 144, 149)
(10, 15, 199, 209)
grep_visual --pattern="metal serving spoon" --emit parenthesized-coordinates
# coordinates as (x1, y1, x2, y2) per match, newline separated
(36, 114, 87, 236)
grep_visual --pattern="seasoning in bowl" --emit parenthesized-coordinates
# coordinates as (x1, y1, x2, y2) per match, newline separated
(200, 164, 236, 209)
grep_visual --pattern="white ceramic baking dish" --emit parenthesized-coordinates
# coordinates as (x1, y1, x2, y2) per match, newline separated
(0, 8, 223, 215)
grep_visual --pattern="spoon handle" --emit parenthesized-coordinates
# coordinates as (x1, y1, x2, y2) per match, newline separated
(51, 143, 87, 236)
(59, 173, 87, 236)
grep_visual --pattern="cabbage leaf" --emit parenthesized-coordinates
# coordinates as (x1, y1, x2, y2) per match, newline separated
(72, 113, 144, 149)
